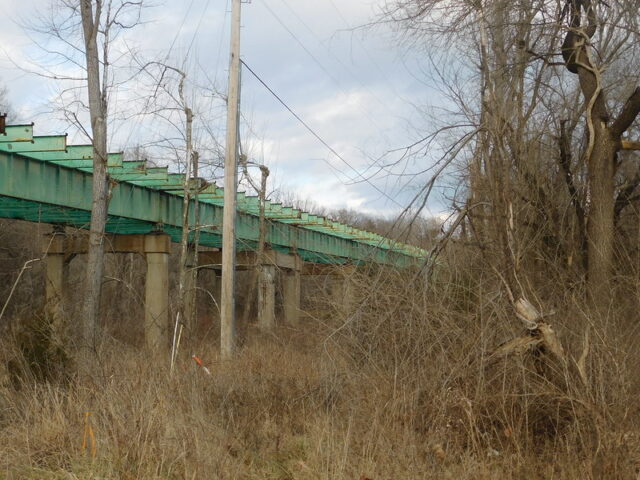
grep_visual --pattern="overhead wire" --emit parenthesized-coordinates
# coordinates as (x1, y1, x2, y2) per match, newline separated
(259, 1, 390, 134)
(166, 0, 198, 62)
(278, 0, 401, 123)
(240, 59, 402, 208)
(120, 0, 198, 158)
(256, 1, 419, 199)
(326, 0, 408, 102)
(185, 0, 213, 63)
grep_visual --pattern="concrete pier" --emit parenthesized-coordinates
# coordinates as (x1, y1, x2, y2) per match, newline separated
(43, 230, 68, 335)
(144, 234, 171, 350)
(282, 267, 301, 326)
(258, 264, 276, 330)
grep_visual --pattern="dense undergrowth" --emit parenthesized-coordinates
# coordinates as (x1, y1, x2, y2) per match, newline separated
(2, 238, 640, 479)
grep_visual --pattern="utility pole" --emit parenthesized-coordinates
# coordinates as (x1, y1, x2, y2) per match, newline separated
(221, 0, 242, 358)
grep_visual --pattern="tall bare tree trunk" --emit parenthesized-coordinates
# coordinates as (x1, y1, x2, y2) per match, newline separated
(172, 99, 194, 369)
(177, 103, 194, 317)
(240, 160, 269, 326)
(561, 2, 640, 307)
(80, 0, 109, 365)
(585, 124, 616, 308)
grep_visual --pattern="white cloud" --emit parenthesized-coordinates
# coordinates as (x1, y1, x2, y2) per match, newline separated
(0, 0, 452, 218)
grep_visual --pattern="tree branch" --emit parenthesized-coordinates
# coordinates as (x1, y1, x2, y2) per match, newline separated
(558, 120, 586, 233)
(557, 119, 588, 270)
(614, 171, 640, 225)
(611, 87, 640, 138)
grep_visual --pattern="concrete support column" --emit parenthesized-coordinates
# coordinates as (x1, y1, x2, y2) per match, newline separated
(331, 266, 356, 314)
(330, 273, 345, 309)
(282, 268, 301, 326)
(44, 230, 67, 332)
(144, 234, 171, 350)
(258, 264, 276, 330)
(343, 276, 355, 313)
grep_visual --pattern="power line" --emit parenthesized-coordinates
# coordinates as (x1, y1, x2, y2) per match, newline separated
(185, 0, 213, 62)
(278, 0, 400, 122)
(260, 1, 389, 135)
(240, 59, 402, 208)
(326, 0, 404, 97)
(166, 0, 198, 62)
(257, 1, 415, 191)
(213, 0, 231, 88)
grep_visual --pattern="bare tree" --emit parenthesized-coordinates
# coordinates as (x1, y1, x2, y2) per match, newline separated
(559, 0, 640, 306)
(0, 82, 16, 121)
(77, 0, 144, 366)
(15, 0, 144, 364)
(78, 0, 110, 363)
(239, 155, 270, 327)
(132, 59, 220, 360)
(382, 0, 640, 310)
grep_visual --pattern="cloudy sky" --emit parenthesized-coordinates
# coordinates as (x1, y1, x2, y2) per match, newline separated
(0, 0, 452, 218)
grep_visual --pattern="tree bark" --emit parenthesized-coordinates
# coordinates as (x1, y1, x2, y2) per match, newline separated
(585, 127, 616, 307)
(564, 12, 640, 307)
(80, 0, 109, 366)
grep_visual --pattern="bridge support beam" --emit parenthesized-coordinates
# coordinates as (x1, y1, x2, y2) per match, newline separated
(282, 268, 301, 325)
(200, 249, 303, 329)
(144, 234, 171, 351)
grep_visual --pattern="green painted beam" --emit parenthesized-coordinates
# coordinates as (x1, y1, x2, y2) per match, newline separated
(76, 162, 169, 182)
(25, 147, 124, 167)
(26, 144, 92, 160)
(0, 122, 427, 264)
(0, 150, 422, 266)
(46, 154, 122, 168)
(131, 173, 185, 188)
(0, 124, 34, 142)
(108, 169, 169, 182)
(0, 135, 67, 153)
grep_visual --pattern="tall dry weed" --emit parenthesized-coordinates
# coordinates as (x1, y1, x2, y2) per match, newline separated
(1, 221, 640, 478)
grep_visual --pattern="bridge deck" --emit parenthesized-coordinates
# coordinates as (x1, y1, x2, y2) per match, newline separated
(0, 122, 425, 266)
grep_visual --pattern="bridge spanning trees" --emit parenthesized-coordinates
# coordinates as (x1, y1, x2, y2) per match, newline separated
(0, 119, 425, 346)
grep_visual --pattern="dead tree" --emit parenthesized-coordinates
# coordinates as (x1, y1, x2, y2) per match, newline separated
(239, 155, 271, 328)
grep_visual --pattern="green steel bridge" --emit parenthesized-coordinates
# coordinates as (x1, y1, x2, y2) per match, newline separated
(0, 120, 425, 267)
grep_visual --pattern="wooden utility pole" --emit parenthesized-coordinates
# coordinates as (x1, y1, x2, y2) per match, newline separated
(221, 0, 242, 358)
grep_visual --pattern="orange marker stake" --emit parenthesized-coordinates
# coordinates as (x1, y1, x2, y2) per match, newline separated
(82, 412, 97, 458)
(192, 355, 212, 375)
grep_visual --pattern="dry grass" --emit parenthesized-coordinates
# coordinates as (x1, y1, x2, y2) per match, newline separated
(1, 326, 636, 479)
(1, 224, 640, 478)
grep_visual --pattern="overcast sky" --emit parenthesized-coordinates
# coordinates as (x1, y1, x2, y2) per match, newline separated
(0, 0, 451, 218)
